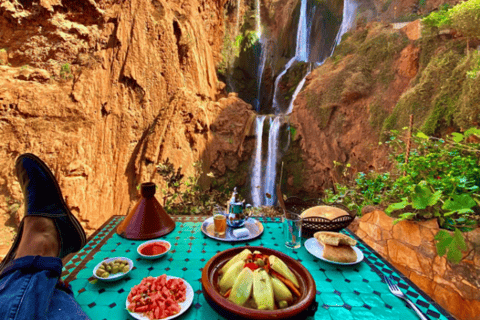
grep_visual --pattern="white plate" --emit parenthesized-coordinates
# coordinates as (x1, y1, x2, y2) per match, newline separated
(304, 238, 364, 265)
(126, 276, 194, 320)
(137, 240, 171, 260)
(93, 257, 133, 282)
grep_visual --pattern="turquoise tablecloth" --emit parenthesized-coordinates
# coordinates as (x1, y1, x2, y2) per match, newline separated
(60, 216, 454, 320)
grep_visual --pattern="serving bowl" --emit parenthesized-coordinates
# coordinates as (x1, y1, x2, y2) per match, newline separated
(137, 239, 171, 260)
(201, 246, 317, 320)
(93, 257, 133, 282)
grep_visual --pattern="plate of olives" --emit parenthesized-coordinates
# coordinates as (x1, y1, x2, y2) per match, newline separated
(93, 257, 134, 282)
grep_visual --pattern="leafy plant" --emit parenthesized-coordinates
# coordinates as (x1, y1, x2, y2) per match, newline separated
(156, 159, 230, 215)
(434, 228, 468, 263)
(449, 0, 480, 40)
(384, 129, 480, 228)
(60, 63, 72, 79)
(422, 4, 451, 31)
(466, 52, 480, 79)
(321, 127, 480, 263)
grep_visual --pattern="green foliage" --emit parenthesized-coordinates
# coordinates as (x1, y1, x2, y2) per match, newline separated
(466, 52, 480, 79)
(449, 0, 480, 39)
(321, 128, 480, 263)
(60, 63, 72, 79)
(383, 129, 480, 229)
(422, 0, 480, 39)
(421, 4, 452, 32)
(289, 126, 297, 141)
(383, 41, 478, 136)
(235, 30, 259, 52)
(156, 159, 230, 215)
(435, 228, 468, 264)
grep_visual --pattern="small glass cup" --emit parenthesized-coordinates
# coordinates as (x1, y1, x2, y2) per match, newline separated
(283, 211, 302, 249)
(213, 207, 227, 236)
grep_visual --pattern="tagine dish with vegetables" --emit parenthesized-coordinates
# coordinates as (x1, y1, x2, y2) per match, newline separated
(216, 249, 301, 310)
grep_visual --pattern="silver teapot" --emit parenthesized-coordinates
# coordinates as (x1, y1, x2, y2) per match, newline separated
(226, 187, 247, 228)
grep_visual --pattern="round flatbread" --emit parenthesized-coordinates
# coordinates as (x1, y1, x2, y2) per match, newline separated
(314, 231, 357, 247)
(300, 206, 349, 220)
(322, 244, 357, 263)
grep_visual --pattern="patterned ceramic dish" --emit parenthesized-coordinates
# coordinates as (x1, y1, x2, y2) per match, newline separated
(137, 239, 171, 260)
(93, 257, 133, 282)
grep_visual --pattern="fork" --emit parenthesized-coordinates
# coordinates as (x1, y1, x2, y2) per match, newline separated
(384, 275, 429, 320)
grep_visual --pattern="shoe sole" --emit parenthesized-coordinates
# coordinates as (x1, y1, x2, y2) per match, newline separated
(0, 154, 87, 272)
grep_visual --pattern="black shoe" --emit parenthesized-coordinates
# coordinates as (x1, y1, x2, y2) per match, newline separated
(0, 154, 87, 272)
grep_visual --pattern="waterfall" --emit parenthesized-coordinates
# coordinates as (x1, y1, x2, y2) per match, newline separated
(256, 38, 267, 112)
(271, 57, 296, 114)
(249, 0, 358, 207)
(251, 116, 266, 207)
(236, 0, 241, 34)
(289, 0, 358, 114)
(256, 0, 261, 36)
(264, 116, 281, 206)
(332, 0, 358, 54)
(296, 0, 309, 62)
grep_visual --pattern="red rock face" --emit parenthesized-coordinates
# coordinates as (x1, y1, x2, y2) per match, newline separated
(0, 0, 256, 254)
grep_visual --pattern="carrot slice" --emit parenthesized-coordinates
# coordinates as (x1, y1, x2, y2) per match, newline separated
(270, 270, 301, 297)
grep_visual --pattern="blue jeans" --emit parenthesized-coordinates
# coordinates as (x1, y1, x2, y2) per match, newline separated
(0, 256, 90, 320)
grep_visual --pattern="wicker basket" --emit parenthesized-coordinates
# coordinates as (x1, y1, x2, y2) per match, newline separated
(283, 197, 356, 238)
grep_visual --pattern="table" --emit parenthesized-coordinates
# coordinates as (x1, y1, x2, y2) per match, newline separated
(61, 216, 455, 320)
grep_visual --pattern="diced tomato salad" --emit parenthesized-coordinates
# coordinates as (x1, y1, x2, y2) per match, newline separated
(140, 242, 169, 256)
(127, 275, 187, 319)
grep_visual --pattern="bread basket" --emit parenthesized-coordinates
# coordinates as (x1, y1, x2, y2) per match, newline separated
(283, 197, 356, 238)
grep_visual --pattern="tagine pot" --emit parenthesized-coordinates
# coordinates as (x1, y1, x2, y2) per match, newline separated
(201, 246, 318, 320)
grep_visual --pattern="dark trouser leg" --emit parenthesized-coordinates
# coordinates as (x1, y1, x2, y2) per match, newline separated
(0, 256, 90, 320)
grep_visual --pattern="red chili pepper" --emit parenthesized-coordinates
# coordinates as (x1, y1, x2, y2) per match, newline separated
(244, 262, 259, 271)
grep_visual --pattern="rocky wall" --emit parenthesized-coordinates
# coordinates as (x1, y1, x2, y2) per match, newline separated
(352, 210, 480, 320)
(0, 0, 257, 259)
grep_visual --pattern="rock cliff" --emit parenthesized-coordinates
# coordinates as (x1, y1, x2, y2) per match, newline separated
(0, 0, 256, 256)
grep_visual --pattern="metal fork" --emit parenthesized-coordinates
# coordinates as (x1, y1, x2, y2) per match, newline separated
(384, 275, 429, 320)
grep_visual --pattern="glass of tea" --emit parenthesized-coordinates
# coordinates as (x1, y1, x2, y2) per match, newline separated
(213, 207, 227, 236)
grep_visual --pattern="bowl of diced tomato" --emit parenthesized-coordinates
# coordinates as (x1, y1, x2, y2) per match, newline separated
(126, 274, 194, 320)
(137, 240, 171, 260)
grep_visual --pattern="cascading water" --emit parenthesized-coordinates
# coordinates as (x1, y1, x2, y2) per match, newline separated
(250, 0, 358, 207)
(251, 115, 266, 206)
(333, 0, 358, 53)
(288, 0, 358, 114)
(264, 116, 281, 206)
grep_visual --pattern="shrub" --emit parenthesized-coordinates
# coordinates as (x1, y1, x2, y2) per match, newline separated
(449, 0, 480, 39)
(156, 159, 230, 215)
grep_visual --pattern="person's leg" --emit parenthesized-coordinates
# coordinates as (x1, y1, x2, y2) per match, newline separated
(0, 216, 90, 319)
(0, 154, 89, 319)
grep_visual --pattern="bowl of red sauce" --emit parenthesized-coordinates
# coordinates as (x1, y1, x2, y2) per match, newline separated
(137, 240, 171, 260)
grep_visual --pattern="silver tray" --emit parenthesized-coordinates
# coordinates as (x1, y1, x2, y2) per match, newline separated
(201, 217, 264, 242)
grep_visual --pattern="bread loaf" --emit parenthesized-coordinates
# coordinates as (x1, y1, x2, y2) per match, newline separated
(314, 231, 357, 247)
(322, 244, 357, 263)
(300, 206, 349, 220)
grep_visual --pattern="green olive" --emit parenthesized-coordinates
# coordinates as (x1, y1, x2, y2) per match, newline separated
(122, 266, 130, 273)
(112, 267, 119, 274)
(101, 272, 110, 278)
(255, 259, 265, 267)
(106, 265, 112, 272)
(278, 300, 289, 309)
